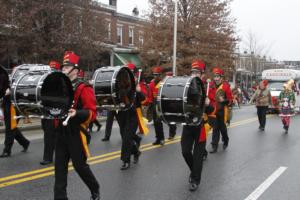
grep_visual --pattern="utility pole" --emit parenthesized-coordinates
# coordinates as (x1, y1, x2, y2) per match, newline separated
(172, 0, 178, 76)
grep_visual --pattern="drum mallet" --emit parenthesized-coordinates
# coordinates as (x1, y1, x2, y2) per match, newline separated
(62, 115, 71, 126)
(137, 69, 142, 84)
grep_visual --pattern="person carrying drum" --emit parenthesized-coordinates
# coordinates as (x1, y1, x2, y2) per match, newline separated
(55, 51, 100, 200)
(180, 61, 214, 191)
(40, 61, 61, 165)
(208, 67, 233, 153)
(149, 66, 177, 145)
(116, 63, 146, 170)
(0, 88, 30, 158)
(279, 80, 296, 133)
(189, 60, 210, 160)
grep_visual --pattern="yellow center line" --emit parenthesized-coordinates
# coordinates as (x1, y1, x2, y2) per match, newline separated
(0, 115, 268, 188)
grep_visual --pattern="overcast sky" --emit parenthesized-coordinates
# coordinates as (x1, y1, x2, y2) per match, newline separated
(98, 0, 300, 61)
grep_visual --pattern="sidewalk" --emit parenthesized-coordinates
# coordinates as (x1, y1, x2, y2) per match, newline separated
(0, 117, 106, 134)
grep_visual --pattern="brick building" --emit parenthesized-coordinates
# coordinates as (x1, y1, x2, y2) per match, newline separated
(91, 0, 146, 67)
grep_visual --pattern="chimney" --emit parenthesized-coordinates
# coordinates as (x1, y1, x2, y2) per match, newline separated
(109, 0, 117, 7)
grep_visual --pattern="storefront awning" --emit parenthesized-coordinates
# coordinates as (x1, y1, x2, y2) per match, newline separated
(114, 53, 142, 67)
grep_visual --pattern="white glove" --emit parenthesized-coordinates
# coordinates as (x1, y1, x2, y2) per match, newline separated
(290, 104, 294, 109)
(205, 97, 210, 105)
(5, 88, 11, 96)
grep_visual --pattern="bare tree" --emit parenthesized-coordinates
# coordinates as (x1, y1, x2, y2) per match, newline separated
(141, 0, 237, 75)
(0, 0, 106, 69)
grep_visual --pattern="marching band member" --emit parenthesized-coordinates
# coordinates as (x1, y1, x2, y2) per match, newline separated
(149, 66, 177, 145)
(40, 61, 61, 165)
(208, 67, 233, 153)
(181, 62, 214, 191)
(54, 51, 100, 200)
(279, 80, 296, 133)
(116, 63, 146, 170)
(0, 88, 30, 158)
(190, 60, 209, 160)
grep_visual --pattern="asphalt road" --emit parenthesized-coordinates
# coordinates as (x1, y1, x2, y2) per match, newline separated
(0, 105, 299, 200)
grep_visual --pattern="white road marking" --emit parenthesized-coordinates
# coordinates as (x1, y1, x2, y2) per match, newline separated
(244, 166, 287, 200)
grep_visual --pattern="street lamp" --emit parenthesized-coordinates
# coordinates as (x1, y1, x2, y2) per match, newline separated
(172, 0, 178, 76)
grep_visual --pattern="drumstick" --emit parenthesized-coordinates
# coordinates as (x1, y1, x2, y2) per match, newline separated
(206, 79, 211, 96)
(63, 100, 75, 126)
(62, 115, 71, 126)
(137, 69, 142, 84)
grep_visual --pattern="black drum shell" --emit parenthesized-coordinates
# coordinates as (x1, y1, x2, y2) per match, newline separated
(0, 66, 9, 98)
(157, 76, 205, 125)
(12, 71, 73, 119)
(41, 72, 74, 118)
(92, 66, 135, 110)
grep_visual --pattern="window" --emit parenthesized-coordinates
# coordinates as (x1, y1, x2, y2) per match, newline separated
(107, 22, 111, 40)
(139, 31, 144, 46)
(129, 27, 134, 45)
(117, 25, 123, 44)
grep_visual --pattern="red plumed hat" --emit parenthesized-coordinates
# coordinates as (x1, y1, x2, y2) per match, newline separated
(49, 61, 60, 71)
(152, 66, 163, 74)
(212, 67, 224, 76)
(126, 63, 136, 72)
(191, 60, 206, 71)
(62, 51, 80, 68)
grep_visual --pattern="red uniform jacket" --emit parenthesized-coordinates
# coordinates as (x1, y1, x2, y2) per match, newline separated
(208, 81, 233, 111)
(148, 79, 160, 103)
(139, 81, 151, 106)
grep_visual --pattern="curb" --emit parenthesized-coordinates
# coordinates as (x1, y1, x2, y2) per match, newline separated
(0, 117, 107, 134)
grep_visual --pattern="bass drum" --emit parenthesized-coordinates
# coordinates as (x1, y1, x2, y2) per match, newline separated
(11, 71, 73, 119)
(92, 66, 136, 110)
(0, 66, 9, 98)
(11, 64, 51, 85)
(157, 76, 205, 125)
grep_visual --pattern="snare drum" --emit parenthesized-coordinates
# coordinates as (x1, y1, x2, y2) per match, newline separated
(157, 76, 205, 125)
(11, 71, 73, 119)
(92, 66, 136, 110)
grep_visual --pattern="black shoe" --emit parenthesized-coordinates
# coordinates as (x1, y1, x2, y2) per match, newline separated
(0, 152, 11, 158)
(203, 150, 208, 160)
(120, 162, 130, 170)
(22, 141, 30, 153)
(40, 160, 52, 165)
(101, 137, 109, 142)
(259, 126, 265, 131)
(223, 140, 229, 150)
(97, 124, 102, 132)
(189, 182, 199, 192)
(209, 148, 217, 154)
(133, 151, 141, 164)
(160, 140, 165, 145)
(91, 192, 100, 200)
(168, 136, 175, 140)
(152, 140, 161, 145)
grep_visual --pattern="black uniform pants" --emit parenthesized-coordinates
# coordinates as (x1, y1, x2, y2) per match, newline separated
(104, 110, 117, 138)
(257, 106, 268, 128)
(3, 128, 29, 154)
(41, 119, 56, 161)
(211, 110, 229, 149)
(88, 118, 101, 132)
(152, 107, 177, 141)
(116, 110, 139, 163)
(2, 103, 29, 154)
(54, 131, 99, 200)
(181, 125, 206, 184)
